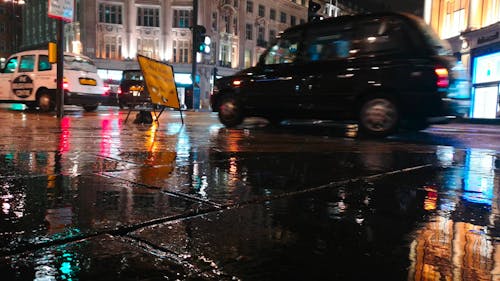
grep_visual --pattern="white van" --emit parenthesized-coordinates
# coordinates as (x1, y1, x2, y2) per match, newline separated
(0, 50, 109, 112)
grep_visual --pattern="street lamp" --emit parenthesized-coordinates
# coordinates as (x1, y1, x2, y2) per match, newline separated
(4, 0, 25, 53)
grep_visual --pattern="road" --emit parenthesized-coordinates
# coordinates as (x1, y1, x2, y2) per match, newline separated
(0, 106, 499, 280)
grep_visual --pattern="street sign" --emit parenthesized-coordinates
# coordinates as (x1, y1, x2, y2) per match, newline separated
(137, 55, 180, 109)
(48, 0, 74, 22)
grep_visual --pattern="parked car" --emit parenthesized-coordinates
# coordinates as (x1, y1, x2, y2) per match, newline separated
(211, 12, 469, 137)
(118, 70, 150, 108)
(0, 50, 109, 112)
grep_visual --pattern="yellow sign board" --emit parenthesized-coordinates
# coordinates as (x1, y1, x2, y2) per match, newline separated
(137, 55, 180, 109)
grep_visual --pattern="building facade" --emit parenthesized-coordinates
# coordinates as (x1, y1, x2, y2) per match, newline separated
(0, 0, 24, 61)
(19, 0, 311, 109)
(425, 0, 500, 119)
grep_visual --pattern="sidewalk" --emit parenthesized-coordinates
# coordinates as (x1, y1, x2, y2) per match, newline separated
(452, 117, 500, 125)
(429, 117, 500, 134)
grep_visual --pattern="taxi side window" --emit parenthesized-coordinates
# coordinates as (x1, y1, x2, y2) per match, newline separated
(38, 55, 52, 71)
(262, 31, 301, 65)
(4, 57, 18, 73)
(355, 17, 412, 55)
(19, 55, 35, 72)
(305, 25, 353, 61)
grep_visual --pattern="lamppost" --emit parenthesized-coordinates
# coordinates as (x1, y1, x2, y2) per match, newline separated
(4, 0, 25, 53)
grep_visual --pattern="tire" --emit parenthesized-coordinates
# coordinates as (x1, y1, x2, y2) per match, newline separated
(37, 90, 55, 112)
(217, 95, 244, 128)
(83, 105, 98, 112)
(358, 97, 399, 138)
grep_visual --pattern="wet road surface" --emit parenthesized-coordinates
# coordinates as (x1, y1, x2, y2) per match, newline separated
(0, 106, 499, 280)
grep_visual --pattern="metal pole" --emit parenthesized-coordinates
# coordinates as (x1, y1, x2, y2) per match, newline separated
(191, 0, 198, 109)
(11, 1, 16, 52)
(56, 19, 65, 118)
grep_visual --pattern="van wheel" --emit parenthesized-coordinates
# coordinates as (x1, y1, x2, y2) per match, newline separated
(218, 96, 244, 128)
(83, 105, 98, 112)
(358, 97, 399, 138)
(38, 91, 55, 112)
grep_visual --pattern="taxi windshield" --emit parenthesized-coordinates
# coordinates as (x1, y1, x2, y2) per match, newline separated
(64, 55, 98, 73)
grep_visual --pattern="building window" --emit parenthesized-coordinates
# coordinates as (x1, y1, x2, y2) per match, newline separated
(443, 0, 466, 38)
(220, 44, 230, 66)
(137, 7, 160, 27)
(246, 1, 253, 13)
(280, 12, 287, 24)
(224, 14, 230, 33)
(137, 38, 158, 59)
(212, 12, 218, 31)
(291, 16, 296, 26)
(270, 9, 276, 20)
(173, 9, 192, 28)
(100, 35, 122, 59)
(173, 40, 189, 63)
(258, 5, 265, 17)
(244, 49, 252, 68)
(0, 23, 5, 33)
(258, 26, 265, 41)
(98, 3, 123, 24)
(246, 23, 253, 40)
(234, 0, 238, 8)
(257, 26, 265, 46)
(233, 17, 238, 35)
(300, 19, 306, 25)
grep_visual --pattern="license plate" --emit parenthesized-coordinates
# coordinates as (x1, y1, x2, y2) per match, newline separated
(79, 78, 97, 86)
(132, 90, 141, 96)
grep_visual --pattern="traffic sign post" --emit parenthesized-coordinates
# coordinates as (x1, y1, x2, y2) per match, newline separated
(48, 0, 74, 118)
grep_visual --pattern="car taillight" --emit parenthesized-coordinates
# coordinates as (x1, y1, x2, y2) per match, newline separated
(117, 88, 122, 95)
(104, 83, 110, 93)
(435, 67, 449, 88)
(63, 78, 69, 89)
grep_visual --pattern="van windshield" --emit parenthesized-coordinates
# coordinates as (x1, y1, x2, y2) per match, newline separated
(122, 71, 143, 80)
(64, 55, 98, 73)
(409, 15, 452, 56)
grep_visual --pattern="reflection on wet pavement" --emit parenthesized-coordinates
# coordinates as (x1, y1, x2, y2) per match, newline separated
(0, 109, 499, 280)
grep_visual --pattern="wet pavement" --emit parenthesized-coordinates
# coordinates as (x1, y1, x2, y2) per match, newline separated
(0, 106, 499, 280)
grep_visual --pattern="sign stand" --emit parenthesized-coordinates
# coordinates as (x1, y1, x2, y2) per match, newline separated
(124, 55, 184, 125)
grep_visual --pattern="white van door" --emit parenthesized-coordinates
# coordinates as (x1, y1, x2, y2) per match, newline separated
(11, 54, 37, 102)
(0, 56, 18, 100)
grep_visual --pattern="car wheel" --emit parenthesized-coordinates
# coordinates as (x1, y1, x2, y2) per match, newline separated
(218, 96, 244, 128)
(83, 105, 98, 112)
(38, 90, 55, 112)
(358, 97, 399, 138)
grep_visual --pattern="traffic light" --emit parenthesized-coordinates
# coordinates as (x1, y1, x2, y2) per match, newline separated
(308, 0, 322, 22)
(201, 35, 211, 54)
(193, 25, 210, 54)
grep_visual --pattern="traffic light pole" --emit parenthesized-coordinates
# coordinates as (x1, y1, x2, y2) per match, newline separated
(191, 0, 198, 109)
(56, 19, 64, 118)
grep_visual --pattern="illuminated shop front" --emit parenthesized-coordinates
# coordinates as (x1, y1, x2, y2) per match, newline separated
(445, 26, 500, 119)
(424, 0, 500, 119)
(470, 46, 500, 118)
